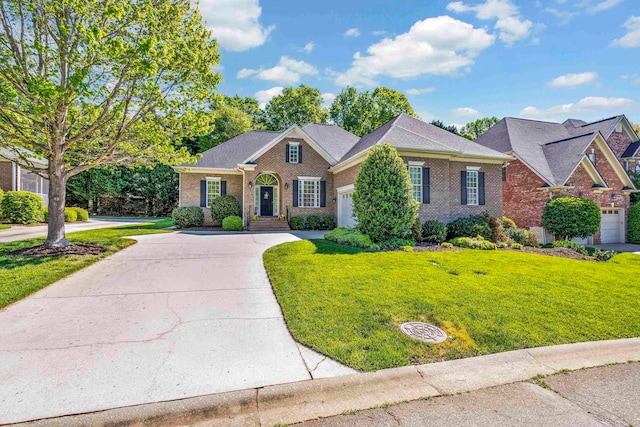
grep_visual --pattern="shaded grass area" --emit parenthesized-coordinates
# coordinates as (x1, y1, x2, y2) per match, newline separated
(264, 239, 640, 372)
(0, 219, 173, 309)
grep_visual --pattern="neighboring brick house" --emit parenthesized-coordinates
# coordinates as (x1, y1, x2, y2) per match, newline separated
(476, 115, 639, 244)
(0, 150, 49, 204)
(175, 114, 512, 229)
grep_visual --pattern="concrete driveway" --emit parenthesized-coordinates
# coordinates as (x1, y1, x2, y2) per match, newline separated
(0, 232, 353, 424)
(0, 218, 156, 243)
(588, 243, 640, 253)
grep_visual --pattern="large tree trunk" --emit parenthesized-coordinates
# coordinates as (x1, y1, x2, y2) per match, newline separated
(44, 156, 70, 247)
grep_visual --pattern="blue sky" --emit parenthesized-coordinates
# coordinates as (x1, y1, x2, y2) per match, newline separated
(198, 0, 640, 127)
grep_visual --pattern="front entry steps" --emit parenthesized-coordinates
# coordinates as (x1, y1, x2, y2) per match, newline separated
(249, 217, 291, 232)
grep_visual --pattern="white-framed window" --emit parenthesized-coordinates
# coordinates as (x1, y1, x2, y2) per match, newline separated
(298, 179, 320, 208)
(289, 144, 299, 163)
(206, 178, 221, 207)
(466, 170, 479, 205)
(408, 165, 422, 203)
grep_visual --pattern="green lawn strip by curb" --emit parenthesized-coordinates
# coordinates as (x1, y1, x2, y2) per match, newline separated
(264, 239, 640, 372)
(0, 219, 173, 309)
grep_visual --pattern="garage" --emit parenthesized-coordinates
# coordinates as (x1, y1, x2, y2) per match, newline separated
(337, 185, 357, 228)
(600, 209, 624, 244)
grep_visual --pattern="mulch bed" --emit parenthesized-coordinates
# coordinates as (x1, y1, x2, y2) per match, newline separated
(8, 243, 108, 257)
(503, 246, 593, 260)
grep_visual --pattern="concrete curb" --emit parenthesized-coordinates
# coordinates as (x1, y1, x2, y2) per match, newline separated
(9, 337, 640, 427)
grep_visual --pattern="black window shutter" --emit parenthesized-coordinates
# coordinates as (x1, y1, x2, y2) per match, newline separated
(298, 145, 302, 163)
(479, 172, 486, 205)
(460, 171, 467, 205)
(200, 180, 207, 207)
(285, 144, 290, 163)
(320, 181, 326, 207)
(221, 181, 227, 196)
(422, 167, 430, 204)
(292, 180, 299, 207)
(502, 166, 507, 182)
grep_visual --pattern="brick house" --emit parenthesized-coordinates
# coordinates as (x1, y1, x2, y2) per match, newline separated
(476, 115, 639, 244)
(0, 149, 49, 204)
(175, 114, 512, 230)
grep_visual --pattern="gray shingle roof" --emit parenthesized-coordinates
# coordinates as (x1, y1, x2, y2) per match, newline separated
(302, 123, 360, 160)
(476, 115, 630, 186)
(624, 140, 640, 158)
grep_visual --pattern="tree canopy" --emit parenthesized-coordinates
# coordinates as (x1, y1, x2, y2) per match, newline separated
(263, 85, 328, 131)
(0, 0, 220, 246)
(430, 120, 460, 135)
(330, 87, 416, 136)
(460, 117, 501, 140)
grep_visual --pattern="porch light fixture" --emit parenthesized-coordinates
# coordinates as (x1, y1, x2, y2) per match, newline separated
(285, 182, 289, 189)
(248, 181, 253, 189)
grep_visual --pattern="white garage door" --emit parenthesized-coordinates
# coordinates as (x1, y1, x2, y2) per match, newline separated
(338, 190, 357, 228)
(600, 209, 623, 244)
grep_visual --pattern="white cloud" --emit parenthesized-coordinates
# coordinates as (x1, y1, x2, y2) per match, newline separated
(519, 97, 635, 121)
(237, 56, 318, 84)
(452, 107, 481, 117)
(417, 111, 437, 122)
(321, 93, 336, 106)
(622, 74, 640, 85)
(335, 16, 495, 87)
(584, 0, 623, 13)
(446, 0, 535, 46)
(406, 88, 436, 95)
(548, 72, 599, 88)
(545, 7, 577, 24)
(372, 30, 388, 36)
(612, 16, 640, 47)
(301, 42, 314, 53)
(197, 0, 275, 51)
(344, 28, 361, 37)
(255, 86, 283, 108)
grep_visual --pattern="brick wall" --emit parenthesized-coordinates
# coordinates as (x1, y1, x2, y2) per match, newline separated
(0, 161, 13, 192)
(179, 172, 243, 225)
(607, 130, 633, 162)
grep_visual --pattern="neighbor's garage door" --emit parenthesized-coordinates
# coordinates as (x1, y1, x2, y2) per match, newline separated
(338, 190, 357, 228)
(600, 209, 623, 243)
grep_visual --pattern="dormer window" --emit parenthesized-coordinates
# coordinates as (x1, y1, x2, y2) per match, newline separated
(286, 142, 301, 164)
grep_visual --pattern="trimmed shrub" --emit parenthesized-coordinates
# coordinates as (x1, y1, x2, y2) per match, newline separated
(322, 215, 335, 230)
(172, 206, 204, 229)
(306, 215, 321, 230)
(70, 207, 89, 221)
(0, 191, 45, 224)
(211, 195, 241, 223)
(43, 207, 48, 222)
(290, 216, 304, 230)
(502, 216, 517, 230)
(352, 143, 418, 243)
(325, 227, 379, 250)
(542, 196, 600, 240)
(441, 242, 453, 248)
(497, 242, 509, 248)
(446, 216, 491, 240)
(523, 230, 540, 247)
(450, 236, 497, 250)
(506, 227, 539, 247)
(410, 217, 422, 243)
(553, 240, 587, 255)
(0, 188, 3, 218)
(511, 243, 522, 250)
(629, 203, 640, 244)
(222, 215, 243, 231)
(489, 216, 506, 243)
(422, 220, 447, 244)
(593, 248, 615, 262)
(64, 208, 78, 222)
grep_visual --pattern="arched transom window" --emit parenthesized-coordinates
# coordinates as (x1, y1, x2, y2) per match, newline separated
(256, 174, 278, 186)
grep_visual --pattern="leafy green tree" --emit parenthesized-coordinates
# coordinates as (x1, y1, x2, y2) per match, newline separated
(461, 117, 501, 140)
(0, 0, 220, 247)
(541, 196, 601, 240)
(224, 95, 264, 128)
(198, 104, 254, 152)
(628, 203, 640, 244)
(264, 85, 328, 131)
(352, 143, 418, 243)
(633, 122, 639, 136)
(430, 120, 460, 135)
(330, 86, 416, 136)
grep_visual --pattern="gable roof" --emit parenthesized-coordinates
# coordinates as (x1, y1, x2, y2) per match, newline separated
(477, 115, 636, 187)
(302, 123, 360, 161)
(623, 140, 640, 158)
(338, 113, 512, 164)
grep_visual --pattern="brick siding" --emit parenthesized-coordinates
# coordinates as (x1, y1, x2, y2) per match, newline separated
(0, 161, 13, 193)
(179, 172, 243, 225)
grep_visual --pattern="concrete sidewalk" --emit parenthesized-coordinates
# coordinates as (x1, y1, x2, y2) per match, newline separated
(302, 362, 640, 426)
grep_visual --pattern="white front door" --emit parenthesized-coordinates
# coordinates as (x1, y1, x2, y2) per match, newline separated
(600, 209, 623, 243)
(337, 190, 356, 228)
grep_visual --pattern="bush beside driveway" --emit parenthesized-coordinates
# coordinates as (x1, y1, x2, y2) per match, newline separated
(263, 239, 640, 372)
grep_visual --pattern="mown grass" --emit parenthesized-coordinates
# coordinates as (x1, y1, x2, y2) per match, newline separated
(0, 219, 173, 309)
(0, 225, 10, 230)
(264, 239, 640, 372)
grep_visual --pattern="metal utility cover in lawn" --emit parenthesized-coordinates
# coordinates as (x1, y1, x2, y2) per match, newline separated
(400, 322, 447, 343)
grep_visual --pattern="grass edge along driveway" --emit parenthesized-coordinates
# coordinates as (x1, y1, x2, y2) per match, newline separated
(264, 239, 640, 372)
(0, 219, 172, 309)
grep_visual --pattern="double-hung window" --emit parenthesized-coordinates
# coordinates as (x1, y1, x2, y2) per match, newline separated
(298, 179, 320, 208)
(408, 165, 423, 204)
(466, 170, 479, 205)
(206, 178, 221, 207)
(289, 144, 299, 163)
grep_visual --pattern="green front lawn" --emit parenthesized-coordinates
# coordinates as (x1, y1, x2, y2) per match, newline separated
(0, 225, 10, 230)
(0, 219, 173, 309)
(264, 240, 640, 372)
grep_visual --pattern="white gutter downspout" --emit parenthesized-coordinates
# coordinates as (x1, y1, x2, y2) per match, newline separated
(11, 162, 17, 191)
(178, 173, 182, 207)
(241, 168, 246, 228)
